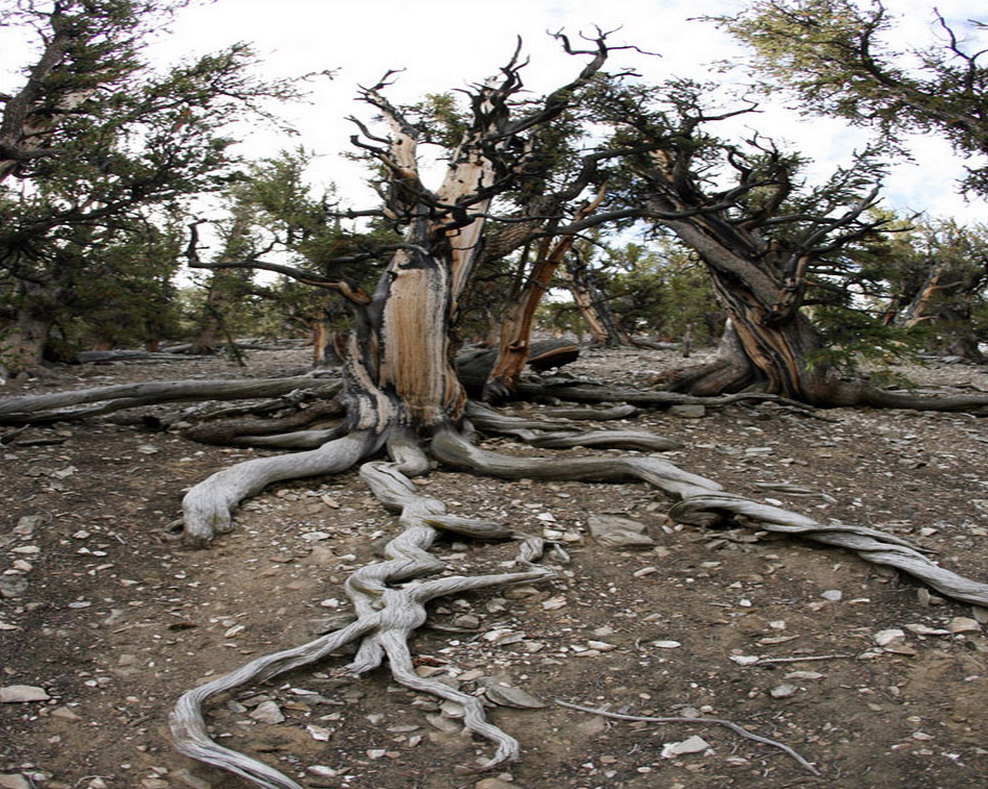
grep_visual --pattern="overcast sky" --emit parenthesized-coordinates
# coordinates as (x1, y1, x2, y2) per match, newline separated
(11, 0, 988, 222)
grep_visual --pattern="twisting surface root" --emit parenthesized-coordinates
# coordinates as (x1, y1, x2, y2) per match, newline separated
(170, 430, 561, 789)
(171, 402, 988, 786)
(181, 430, 382, 547)
(555, 699, 822, 776)
(433, 425, 988, 608)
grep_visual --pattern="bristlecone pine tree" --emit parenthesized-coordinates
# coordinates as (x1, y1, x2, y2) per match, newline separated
(2, 33, 988, 789)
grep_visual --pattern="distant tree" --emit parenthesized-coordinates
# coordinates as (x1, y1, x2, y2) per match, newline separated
(591, 77, 959, 406)
(714, 0, 988, 194)
(187, 147, 395, 362)
(596, 240, 723, 349)
(0, 0, 302, 376)
(876, 218, 988, 361)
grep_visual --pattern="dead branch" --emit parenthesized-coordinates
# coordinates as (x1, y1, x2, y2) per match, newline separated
(555, 698, 822, 776)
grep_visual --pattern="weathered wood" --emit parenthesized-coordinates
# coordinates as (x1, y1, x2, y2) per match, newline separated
(435, 427, 988, 608)
(0, 377, 341, 424)
(456, 338, 581, 387)
(181, 430, 381, 546)
(171, 437, 558, 788)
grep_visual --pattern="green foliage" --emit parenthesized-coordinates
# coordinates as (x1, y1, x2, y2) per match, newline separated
(187, 147, 398, 344)
(715, 0, 988, 194)
(601, 241, 723, 344)
(0, 0, 305, 367)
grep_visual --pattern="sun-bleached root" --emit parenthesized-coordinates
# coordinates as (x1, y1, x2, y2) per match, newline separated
(669, 494, 988, 607)
(433, 427, 988, 608)
(0, 377, 341, 425)
(466, 401, 682, 451)
(171, 430, 561, 788)
(180, 430, 382, 547)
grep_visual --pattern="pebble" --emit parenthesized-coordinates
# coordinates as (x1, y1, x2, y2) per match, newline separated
(248, 700, 285, 724)
(652, 640, 681, 649)
(0, 774, 32, 789)
(820, 589, 843, 601)
(300, 531, 332, 542)
(948, 617, 981, 634)
(474, 779, 519, 789)
(0, 576, 29, 598)
(661, 734, 710, 758)
(0, 685, 50, 703)
(587, 515, 656, 549)
(873, 628, 906, 646)
(480, 679, 546, 709)
(904, 623, 950, 636)
(769, 684, 797, 698)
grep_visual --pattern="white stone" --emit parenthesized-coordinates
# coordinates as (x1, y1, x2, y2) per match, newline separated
(0, 685, 50, 703)
(873, 628, 906, 646)
(661, 735, 710, 758)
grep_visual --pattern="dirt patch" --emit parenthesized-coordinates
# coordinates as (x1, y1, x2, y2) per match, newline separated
(2, 347, 988, 789)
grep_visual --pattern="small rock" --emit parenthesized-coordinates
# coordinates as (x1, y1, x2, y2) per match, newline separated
(769, 684, 797, 698)
(171, 768, 213, 789)
(306, 725, 333, 741)
(660, 734, 710, 758)
(785, 671, 824, 680)
(652, 640, 681, 649)
(440, 700, 466, 719)
(0, 576, 29, 598)
(300, 531, 332, 542)
(587, 515, 656, 549)
(425, 713, 462, 734)
(949, 617, 981, 634)
(248, 700, 285, 724)
(0, 684, 50, 703)
(904, 623, 950, 636)
(14, 516, 41, 535)
(0, 774, 32, 789)
(873, 628, 906, 646)
(480, 679, 546, 709)
(820, 589, 843, 601)
(474, 779, 518, 789)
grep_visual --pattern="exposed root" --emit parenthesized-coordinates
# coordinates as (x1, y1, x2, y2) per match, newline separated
(555, 699, 822, 777)
(669, 494, 988, 607)
(180, 398, 345, 446)
(514, 378, 822, 414)
(434, 427, 988, 608)
(466, 402, 681, 450)
(170, 429, 560, 787)
(0, 377, 341, 425)
(536, 404, 639, 420)
(181, 430, 382, 547)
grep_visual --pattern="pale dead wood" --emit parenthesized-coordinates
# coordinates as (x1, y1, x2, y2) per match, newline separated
(0, 377, 341, 424)
(434, 426, 988, 608)
(555, 699, 822, 777)
(170, 431, 560, 788)
(180, 430, 381, 547)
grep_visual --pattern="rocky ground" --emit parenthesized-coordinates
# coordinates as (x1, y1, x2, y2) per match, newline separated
(2, 345, 988, 789)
